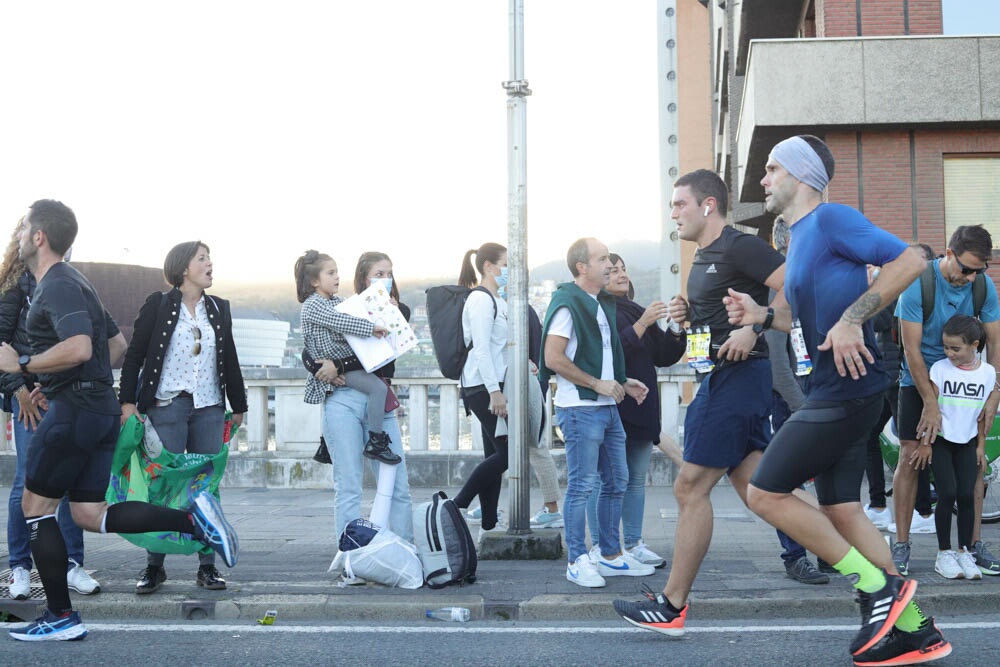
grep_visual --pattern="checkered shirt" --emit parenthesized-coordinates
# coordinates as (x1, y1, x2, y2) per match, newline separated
(301, 292, 374, 404)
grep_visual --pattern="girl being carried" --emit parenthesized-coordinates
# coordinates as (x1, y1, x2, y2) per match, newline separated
(295, 250, 399, 465)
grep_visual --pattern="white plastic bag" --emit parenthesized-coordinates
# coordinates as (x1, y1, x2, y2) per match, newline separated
(329, 528, 423, 589)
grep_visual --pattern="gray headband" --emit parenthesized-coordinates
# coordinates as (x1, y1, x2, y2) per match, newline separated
(769, 136, 830, 193)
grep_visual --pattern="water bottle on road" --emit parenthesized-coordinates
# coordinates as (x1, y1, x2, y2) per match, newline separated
(426, 607, 470, 622)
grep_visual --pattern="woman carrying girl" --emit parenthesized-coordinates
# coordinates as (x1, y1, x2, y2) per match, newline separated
(928, 314, 990, 580)
(295, 250, 399, 465)
(302, 251, 413, 544)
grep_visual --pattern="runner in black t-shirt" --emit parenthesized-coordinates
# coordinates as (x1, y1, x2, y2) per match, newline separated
(614, 169, 788, 636)
(0, 200, 240, 642)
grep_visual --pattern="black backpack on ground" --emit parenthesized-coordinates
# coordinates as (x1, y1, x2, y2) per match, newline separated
(425, 285, 496, 380)
(411, 491, 478, 589)
(892, 262, 987, 345)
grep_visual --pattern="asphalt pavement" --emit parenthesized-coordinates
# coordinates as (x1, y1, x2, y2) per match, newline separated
(1, 482, 998, 625)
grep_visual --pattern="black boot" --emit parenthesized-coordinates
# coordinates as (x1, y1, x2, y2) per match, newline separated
(363, 431, 401, 465)
(136, 565, 166, 594)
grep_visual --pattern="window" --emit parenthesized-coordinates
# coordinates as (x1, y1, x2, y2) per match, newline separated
(944, 156, 1000, 250)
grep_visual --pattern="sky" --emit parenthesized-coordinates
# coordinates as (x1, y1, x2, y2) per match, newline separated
(0, 1, 996, 285)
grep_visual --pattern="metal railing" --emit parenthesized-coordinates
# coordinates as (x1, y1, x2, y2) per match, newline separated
(0, 366, 695, 456)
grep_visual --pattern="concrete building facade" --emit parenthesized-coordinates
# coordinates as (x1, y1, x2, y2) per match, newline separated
(686, 0, 1000, 262)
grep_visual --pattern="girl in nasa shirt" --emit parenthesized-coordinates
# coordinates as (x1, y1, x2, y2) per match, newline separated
(928, 315, 992, 580)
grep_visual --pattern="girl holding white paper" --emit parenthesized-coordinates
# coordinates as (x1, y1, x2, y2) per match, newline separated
(295, 250, 399, 465)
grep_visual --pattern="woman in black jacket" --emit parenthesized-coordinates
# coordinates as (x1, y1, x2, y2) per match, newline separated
(118, 241, 247, 594)
(586, 253, 685, 567)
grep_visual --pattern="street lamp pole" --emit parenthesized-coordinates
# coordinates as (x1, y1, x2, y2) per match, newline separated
(503, 0, 531, 534)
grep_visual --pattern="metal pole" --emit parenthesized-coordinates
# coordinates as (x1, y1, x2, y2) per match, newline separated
(657, 0, 682, 302)
(504, 0, 531, 535)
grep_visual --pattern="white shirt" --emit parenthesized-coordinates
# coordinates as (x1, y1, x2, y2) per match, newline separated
(156, 296, 223, 409)
(930, 358, 995, 443)
(547, 298, 615, 408)
(461, 289, 508, 393)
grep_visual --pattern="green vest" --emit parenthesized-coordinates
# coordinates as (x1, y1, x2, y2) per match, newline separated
(538, 282, 626, 400)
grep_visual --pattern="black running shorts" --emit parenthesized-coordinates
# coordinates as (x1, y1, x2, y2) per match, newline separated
(25, 398, 120, 503)
(750, 393, 883, 505)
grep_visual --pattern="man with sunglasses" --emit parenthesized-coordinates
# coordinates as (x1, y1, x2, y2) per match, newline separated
(893, 224, 1000, 578)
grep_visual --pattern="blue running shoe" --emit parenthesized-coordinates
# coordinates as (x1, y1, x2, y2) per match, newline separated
(9, 609, 88, 642)
(191, 492, 239, 568)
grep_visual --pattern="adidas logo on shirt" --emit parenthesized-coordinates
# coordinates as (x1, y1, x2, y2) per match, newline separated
(706, 264, 717, 274)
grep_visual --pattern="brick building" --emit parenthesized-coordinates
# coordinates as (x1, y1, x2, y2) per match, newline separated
(687, 0, 1000, 264)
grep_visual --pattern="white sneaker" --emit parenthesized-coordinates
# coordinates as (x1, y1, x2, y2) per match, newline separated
(864, 504, 892, 530)
(956, 549, 982, 580)
(910, 512, 936, 534)
(566, 553, 605, 588)
(8, 566, 30, 600)
(529, 507, 564, 529)
(66, 559, 101, 595)
(335, 573, 367, 587)
(888, 510, 936, 535)
(934, 550, 964, 579)
(594, 550, 656, 577)
(626, 541, 666, 568)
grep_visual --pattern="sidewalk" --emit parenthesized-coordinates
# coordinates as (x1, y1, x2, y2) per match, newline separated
(1, 483, 997, 623)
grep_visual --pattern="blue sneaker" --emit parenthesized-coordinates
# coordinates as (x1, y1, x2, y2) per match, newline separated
(9, 609, 88, 642)
(529, 507, 564, 529)
(191, 492, 239, 568)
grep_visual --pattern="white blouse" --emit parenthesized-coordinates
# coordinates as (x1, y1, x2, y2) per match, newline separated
(156, 296, 222, 409)
(460, 289, 508, 393)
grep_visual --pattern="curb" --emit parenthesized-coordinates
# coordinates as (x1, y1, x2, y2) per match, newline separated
(5, 585, 995, 624)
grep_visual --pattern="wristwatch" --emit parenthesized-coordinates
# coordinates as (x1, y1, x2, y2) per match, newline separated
(18, 354, 31, 374)
(752, 307, 775, 335)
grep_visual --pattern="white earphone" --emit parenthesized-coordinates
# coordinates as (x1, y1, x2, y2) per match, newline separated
(703, 205, 710, 217)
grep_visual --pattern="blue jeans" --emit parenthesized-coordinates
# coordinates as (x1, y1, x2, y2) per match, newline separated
(586, 436, 652, 550)
(557, 405, 627, 562)
(7, 401, 84, 570)
(324, 387, 413, 542)
(144, 395, 224, 567)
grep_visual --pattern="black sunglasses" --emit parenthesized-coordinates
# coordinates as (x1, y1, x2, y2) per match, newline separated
(951, 251, 989, 276)
(192, 326, 202, 356)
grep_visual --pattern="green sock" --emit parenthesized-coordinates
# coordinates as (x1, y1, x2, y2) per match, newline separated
(895, 600, 927, 632)
(833, 547, 887, 593)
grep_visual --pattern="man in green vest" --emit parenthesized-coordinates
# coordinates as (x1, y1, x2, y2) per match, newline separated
(539, 237, 650, 588)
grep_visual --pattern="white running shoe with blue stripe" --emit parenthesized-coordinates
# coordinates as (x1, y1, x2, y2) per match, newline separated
(594, 550, 656, 577)
(191, 492, 239, 568)
(566, 553, 606, 588)
(9, 609, 88, 642)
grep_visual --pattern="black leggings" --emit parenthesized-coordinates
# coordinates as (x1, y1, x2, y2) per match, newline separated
(864, 389, 895, 507)
(453, 386, 508, 530)
(930, 437, 978, 551)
